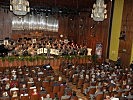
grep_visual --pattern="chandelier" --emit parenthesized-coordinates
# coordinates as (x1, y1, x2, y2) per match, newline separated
(10, 0, 30, 16)
(91, 0, 107, 21)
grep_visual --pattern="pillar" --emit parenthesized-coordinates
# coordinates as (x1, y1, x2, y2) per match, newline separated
(109, 0, 124, 61)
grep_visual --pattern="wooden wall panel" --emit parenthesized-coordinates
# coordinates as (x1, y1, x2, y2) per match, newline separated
(118, 0, 133, 66)
(0, 0, 112, 60)
(0, 9, 12, 39)
(67, 1, 112, 59)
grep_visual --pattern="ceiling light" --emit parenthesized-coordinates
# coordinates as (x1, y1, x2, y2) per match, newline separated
(10, 0, 30, 16)
(91, 0, 107, 21)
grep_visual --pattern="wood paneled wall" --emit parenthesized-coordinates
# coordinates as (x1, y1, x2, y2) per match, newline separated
(67, 1, 112, 59)
(0, 0, 112, 59)
(0, 9, 12, 39)
(118, 0, 133, 66)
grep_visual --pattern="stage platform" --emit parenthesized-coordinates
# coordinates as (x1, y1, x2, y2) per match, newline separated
(0, 56, 91, 70)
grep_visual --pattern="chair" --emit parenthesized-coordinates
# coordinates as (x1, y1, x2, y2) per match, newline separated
(72, 75, 79, 85)
(95, 94, 104, 100)
(0, 97, 10, 100)
(117, 91, 123, 97)
(57, 91, 64, 100)
(70, 96, 78, 100)
(60, 85, 66, 92)
(54, 75, 59, 81)
(65, 69, 71, 78)
(86, 87, 96, 99)
(109, 85, 115, 92)
(124, 90, 130, 96)
(76, 78, 84, 89)
(61, 98, 70, 100)
(49, 81, 54, 87)
(68, 70, 74, 79)
(50, 92, 55, 99)
(81, 82, 89, 93)
(45, 86, 52, 94)
(10, 90, 19, 99)
(20, 95, 30, 100)
(30, 94, 39, 100)
(39, 92, 47, 98)
(66, 90, 72, 96)
(11, 97, 19, 100)
(28, 88, 35, 95)
(53, 85, 60, 94)
(42, 81, 49, 88)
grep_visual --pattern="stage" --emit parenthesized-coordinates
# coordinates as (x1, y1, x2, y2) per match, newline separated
(0, 55, 91, 70)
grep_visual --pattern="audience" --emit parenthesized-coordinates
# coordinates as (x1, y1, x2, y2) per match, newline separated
(60, 59, 133, 100)
(0, 56, 133, 100)
(0, 64, 77, 100)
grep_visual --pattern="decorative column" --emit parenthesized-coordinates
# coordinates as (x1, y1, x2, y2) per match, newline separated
(109, 0, 124, 61)
(130, 42, 133, 63)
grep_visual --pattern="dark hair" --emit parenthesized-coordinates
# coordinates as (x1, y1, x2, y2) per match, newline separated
(72, 91, 76, 96)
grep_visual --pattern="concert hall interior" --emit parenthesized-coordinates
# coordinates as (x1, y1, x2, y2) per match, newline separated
(0, 0, 133, 100)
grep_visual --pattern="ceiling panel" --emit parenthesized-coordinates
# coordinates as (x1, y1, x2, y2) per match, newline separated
(0, 0, 110, 11)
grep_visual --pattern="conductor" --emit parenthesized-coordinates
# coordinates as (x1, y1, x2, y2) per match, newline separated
(46, 42, 51, 58)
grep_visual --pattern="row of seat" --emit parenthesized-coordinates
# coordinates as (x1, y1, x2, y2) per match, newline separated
(0, 65, 79, 100)
(59, 62, 133, 100)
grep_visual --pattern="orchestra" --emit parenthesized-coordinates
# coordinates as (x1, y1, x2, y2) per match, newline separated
(1, 37, 89, 57)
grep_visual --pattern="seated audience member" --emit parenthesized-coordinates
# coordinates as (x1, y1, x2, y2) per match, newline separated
(5, 82, 10, 90)
(12, 91, 18, 98)
(43, 64, 53, 70)
(44, 94, 52, 100)
(20, 84, 28, 92)
(28, 77, 34, 84)
(124, 85, 131, 96)
(110, 91, 119, 99)
(53, 81, 60, 86)
(29, 83, 36, 90)
(90, 87, 103, 99)
(0, 91, 10, 99)
(0, 93, 8, 100)
(10, 85, 19, 92)
(32, 89, 38, 95)
(65, 86, 72, 95)
(115, 57, 121, 67)
(39, 86, 47, 94)
(104, 95, 111, 100)
(83, 82, 96, 95)
(30, 89, 39, 100)
(53, 94, 59, 100)
(70, 91, 78, 100)
(20, 90, 29, 97)
(104, 59, 110, 65)
(58, 76, 63, 82)
(10, 79, 19, 88)
(61, 92, 70, 100)
(110, 98, 119, 100)
(126, 92, 133, 99)
(19, 76, 26, 84)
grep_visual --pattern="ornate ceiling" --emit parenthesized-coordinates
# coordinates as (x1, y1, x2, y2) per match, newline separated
(0, 0, 110, 16)
(0, 0, 110, 9)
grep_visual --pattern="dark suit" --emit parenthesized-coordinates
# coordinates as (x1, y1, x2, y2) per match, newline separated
(130, 63, 133, 70)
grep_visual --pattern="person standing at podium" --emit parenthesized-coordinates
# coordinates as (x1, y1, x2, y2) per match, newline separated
(130, 61, 133, 71)
(46, 42, 51, 58)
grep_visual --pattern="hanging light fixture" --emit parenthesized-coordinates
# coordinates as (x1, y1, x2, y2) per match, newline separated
(10, 0, 30, 16)
(91, 0, 107, 21)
